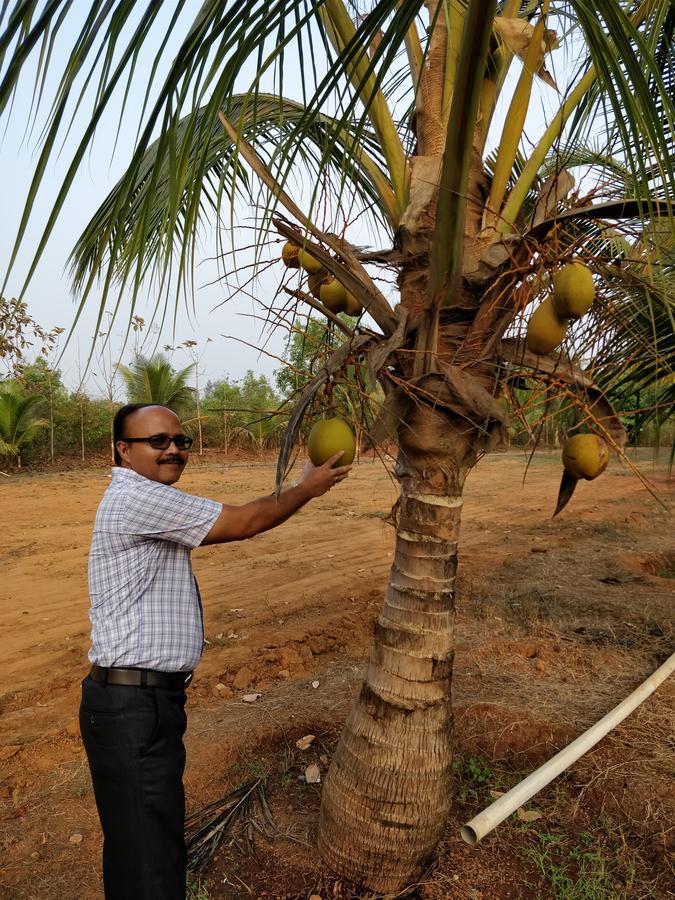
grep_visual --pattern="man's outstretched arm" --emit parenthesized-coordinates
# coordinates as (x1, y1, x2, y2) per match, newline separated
(201, 453, 350, 545)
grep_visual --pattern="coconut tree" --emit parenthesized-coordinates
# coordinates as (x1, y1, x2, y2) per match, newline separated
(0, 382, 48, 466)
(2, 0, 674, 891)
(118, 352, 195, 414)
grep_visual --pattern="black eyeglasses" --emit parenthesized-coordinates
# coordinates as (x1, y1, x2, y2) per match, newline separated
(121, 433, 193, 451)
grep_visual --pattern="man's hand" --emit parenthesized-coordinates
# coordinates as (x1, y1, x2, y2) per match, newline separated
(298, 452, 352, 498)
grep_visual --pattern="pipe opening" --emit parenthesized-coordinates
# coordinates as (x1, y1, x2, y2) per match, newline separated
(460, 825, 478, 845)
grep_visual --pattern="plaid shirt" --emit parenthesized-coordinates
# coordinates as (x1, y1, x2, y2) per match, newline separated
(87, 467, 222, 672)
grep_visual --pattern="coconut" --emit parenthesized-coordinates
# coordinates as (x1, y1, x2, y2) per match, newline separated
(342, 291, 363, 317)
(297, 248, 324, 274)
(526, 297, 568, 355)
(562, 434, 609, 480)
(307, 271, 330, 299)
(281, 241, 301, 268)
(552, 262, 595, 319)
(319, 277, 348, 313)
(307, 417, 356, 467)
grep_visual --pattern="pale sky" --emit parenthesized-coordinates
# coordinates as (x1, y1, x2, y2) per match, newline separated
(1, 3, 565, 398)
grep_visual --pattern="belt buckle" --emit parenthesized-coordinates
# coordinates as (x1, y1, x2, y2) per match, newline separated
(183, 672, 193, 688)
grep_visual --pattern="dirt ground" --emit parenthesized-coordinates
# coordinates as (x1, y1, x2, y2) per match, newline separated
(1, 448, 673, 899)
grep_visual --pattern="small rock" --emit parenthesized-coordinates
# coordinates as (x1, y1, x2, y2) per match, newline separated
(304, 763, 321, 784)
(65, 718, 80, 736)
(489, 790, 505, 799)
(232, 666, 255, 690)
(30, 851, 39, 859)
(296, 734, 316, 751)
(214, 683, 234, 699)
(279, 646, 303, 672)
(215, 632, 224, 640)
(311, 680, 320, 689)
(69, 833, 83, 844)
(319, 754, 330, 766)
(241, 693, 261, 703)
(278, 669, 290, 679)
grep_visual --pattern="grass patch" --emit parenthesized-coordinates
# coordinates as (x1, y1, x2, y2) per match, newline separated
(187, 874, 211, 899)
(452, 751, 516, 803)
(521, 827, 636, 899)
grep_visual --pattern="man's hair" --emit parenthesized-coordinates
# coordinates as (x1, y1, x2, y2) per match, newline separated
(112, 403, 159, 465)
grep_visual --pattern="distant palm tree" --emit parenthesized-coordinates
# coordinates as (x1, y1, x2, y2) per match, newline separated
(118, 353, 195, 414)
(0, 383, 48, 467)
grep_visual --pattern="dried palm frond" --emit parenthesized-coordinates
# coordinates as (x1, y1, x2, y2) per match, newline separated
(185, 778, 273, 874)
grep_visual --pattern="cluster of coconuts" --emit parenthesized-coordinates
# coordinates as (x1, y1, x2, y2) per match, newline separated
(282, 241, 363, 317)
(307, 416, 356, 466)
(526, 261, 596, 355)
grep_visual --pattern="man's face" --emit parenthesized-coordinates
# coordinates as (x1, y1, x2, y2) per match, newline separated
(116, 406, 190, 485)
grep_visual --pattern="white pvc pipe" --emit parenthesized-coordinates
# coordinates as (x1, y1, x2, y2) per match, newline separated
(461, 651, 675, 844)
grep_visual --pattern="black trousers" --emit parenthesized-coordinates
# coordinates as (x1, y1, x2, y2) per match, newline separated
(79, 676, 188, 900)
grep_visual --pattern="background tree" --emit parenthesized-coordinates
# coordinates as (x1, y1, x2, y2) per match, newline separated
(202, 377, 242, 454)
(118, 352, 195, 414)
(0, 382, 48, 467)
(2, 0, 673, 892)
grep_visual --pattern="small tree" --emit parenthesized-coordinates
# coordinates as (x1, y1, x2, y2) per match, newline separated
(118, 352, 195, 414)
(0, 382, 48, 467)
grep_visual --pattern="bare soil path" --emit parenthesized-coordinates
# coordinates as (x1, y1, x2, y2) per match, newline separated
(1, 450, 672, 898)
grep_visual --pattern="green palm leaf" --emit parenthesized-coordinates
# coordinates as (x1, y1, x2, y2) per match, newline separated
(0, 383, 48, 454)
(118, 352, 195, 412)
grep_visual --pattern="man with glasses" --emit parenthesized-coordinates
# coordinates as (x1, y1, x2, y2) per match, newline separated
(80, 403, 351, 899)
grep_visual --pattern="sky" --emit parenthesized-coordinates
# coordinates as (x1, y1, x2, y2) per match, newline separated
(0, 3, 564, 399)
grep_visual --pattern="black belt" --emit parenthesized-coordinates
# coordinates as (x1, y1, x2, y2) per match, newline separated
(90, 665, 193, 690)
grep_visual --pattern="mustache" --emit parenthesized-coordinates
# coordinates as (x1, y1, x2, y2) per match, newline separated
(159, 456, 185, 464)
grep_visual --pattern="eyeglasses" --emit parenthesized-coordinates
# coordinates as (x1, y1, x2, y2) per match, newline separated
(121, 433, 193, 451)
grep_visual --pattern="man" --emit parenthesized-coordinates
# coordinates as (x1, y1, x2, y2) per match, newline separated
(80, 403, 350, 899)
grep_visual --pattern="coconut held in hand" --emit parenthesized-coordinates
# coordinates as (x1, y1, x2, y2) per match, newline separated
(307, 417, 356, 466)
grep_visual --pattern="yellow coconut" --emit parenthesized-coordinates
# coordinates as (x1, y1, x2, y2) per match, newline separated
(319, 277, 348, 313)
(307, 417, 356, 467)
(307, 270, 330, 299)
(281, 241, 301, 268)
(526, 297, 568, 355)
(297, 248, 324, 274)
(342, 291, 363, 317)
(562, 434, 610, 480)
(552, 262, 595, 319)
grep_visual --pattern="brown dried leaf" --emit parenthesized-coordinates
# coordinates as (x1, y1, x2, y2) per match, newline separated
(493, 18, 559, 87)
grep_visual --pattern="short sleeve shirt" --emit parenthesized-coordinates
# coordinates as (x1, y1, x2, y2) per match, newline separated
(87, 467, 222, 671)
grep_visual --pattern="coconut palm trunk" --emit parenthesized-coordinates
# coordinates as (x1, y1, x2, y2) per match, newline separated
(319, 407, 482, 888)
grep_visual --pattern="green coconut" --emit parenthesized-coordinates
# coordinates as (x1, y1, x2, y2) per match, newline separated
(307, 417, 356, 467)
(552, 262, 595, 319)
(319, 277, 348, 313)
(297, 248, 324, 274)
(562, 434, 609, 480)
(526, 297, 568, 355)
(281, 241, 301, 268)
